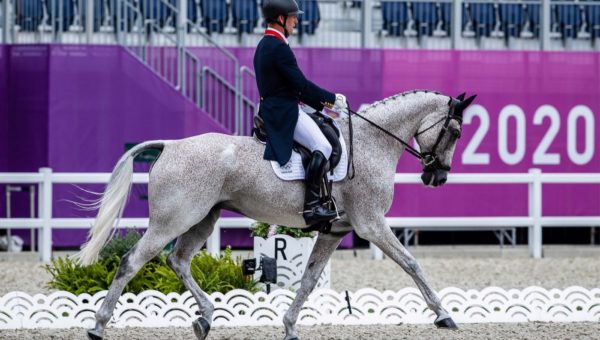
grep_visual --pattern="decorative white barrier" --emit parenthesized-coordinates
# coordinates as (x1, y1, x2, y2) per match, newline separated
(1, 286, 599, 329)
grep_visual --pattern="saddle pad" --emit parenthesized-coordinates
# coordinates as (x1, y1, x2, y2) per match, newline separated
(270, 121, 348, 182)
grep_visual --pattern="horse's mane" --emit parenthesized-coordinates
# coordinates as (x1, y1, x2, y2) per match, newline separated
(359, 89, 441, 113)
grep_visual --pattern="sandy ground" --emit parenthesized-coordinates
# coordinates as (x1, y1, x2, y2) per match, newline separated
(2, 247, 599, 295)
(1, 323, 600, 340)
(1, 246, 599, 339)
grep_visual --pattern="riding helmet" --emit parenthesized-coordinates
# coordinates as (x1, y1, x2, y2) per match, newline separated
(262, 0, 304, 23)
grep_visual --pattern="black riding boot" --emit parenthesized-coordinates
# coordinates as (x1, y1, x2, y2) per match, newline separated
(303, 151, 338, 225)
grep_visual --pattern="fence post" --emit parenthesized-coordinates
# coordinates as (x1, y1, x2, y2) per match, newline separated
(38, 168, 53, 261)
(206, 222, 221, 256)
(370, 242, 383, 260)
(528, 168, 542, 258)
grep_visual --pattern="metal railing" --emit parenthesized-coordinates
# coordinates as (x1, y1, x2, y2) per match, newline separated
(1, 168, 598, 261)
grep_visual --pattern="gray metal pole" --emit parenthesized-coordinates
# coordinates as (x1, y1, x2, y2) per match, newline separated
(177, 0, 187, 91)
(2, 0, 10, 43)
(361, 0, 373, 48)
(541, 0, 550, 50)
(116, 0, 123, 44)
(452, 0, 462, 49)
(86, 0, 93, 43)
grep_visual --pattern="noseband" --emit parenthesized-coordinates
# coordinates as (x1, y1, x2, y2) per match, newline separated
(346, 97, 462, 179)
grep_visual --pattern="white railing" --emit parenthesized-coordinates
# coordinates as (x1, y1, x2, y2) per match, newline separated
(0, 168, 599, 261)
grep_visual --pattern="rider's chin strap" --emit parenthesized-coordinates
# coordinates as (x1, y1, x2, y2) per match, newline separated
(275, 16, 290, 37)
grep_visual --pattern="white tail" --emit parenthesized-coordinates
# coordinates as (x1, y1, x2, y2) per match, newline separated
(76, 141, 165, 265)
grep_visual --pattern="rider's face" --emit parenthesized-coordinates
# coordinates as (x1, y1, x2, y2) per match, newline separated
(284, 15, 297, 36)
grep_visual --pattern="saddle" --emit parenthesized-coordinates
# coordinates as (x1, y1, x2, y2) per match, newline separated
(253, 112, 343, 171)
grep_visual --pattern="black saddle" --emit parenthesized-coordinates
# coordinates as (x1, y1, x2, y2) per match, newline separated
(253, 112, 343, 171)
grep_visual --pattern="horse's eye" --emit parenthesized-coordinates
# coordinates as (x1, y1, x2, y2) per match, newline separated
(450, 128, 461, 139)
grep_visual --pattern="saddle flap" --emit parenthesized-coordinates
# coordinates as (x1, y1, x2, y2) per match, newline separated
(253, 111, 344, 171)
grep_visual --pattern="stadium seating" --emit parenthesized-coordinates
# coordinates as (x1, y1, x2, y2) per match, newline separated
(553, 0, 581, 38)
(231, 0, 259, 34)
(382, 1, 409, 36)
(200, 0, 229, 34)
(466, 2, 495, 37)
(413, 2, 437, 36)
(298, 0, 320, 35)
(17, 0, 46, 31)
(587, 0, 600, 38)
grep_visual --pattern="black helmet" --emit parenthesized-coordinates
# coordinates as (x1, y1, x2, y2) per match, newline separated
(262, 0, 304, 23)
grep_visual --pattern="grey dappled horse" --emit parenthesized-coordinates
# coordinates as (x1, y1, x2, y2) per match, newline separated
(81, 90, 476, 340)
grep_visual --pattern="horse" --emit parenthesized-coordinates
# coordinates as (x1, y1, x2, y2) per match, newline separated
(81, 90, 476, 340)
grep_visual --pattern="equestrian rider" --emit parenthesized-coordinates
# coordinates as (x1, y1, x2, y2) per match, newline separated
(254, 0, 348, 226)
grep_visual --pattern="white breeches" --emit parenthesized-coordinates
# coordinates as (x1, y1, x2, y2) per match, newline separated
(293, 108, 332, 159)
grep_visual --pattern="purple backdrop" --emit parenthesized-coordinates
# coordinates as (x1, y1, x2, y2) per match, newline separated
(1, 45, 599, 250)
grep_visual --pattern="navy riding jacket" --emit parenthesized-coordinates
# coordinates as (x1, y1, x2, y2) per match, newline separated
(254, 33, 336, 166)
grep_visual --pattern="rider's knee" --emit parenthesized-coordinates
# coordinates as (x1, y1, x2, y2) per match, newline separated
(319, 142, 332, 160)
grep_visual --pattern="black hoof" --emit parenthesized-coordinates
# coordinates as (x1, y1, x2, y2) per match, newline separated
(87, 329, 103, 340)
(192, 317, 211, 340)
(434, 316, 458, 329)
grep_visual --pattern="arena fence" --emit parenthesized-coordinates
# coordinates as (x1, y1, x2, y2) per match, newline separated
(0, 168, 599, 261)
(0, 286, 599, 328)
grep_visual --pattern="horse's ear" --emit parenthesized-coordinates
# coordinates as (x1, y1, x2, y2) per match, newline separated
(456, 92, 466, 101)
(455, 94, 476, 117)
(463, 94, 477, 108)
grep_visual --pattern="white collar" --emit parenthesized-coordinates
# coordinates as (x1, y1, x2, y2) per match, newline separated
(266, 27, 289, 45)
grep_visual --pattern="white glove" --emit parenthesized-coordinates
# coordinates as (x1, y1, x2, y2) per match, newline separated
(333, 93, 348, 113)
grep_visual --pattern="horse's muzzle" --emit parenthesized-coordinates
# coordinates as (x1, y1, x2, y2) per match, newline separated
(421, 169, 448, 187)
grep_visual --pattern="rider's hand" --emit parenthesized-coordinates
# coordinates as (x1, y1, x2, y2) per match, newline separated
(333, 93, 348, 114)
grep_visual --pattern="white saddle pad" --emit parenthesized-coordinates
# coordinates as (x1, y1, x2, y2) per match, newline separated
(270, 120, 348, 182)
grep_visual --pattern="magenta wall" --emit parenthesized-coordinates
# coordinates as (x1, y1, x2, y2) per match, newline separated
(1, 45, 229, 247)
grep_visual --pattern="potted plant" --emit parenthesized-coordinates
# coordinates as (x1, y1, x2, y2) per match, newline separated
(251, 222, 331, 291)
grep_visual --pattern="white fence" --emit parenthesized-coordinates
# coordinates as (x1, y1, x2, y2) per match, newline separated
(0, 168, 599, 261)
(1, 286, 599, 329)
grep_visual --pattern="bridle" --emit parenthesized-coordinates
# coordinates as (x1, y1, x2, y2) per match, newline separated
(345, 97, 463, 179)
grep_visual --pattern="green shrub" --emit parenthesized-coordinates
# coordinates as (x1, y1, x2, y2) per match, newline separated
(45, 234, 258, 295)
(251, 222, 315, 239)
(98, 229, 142, 260)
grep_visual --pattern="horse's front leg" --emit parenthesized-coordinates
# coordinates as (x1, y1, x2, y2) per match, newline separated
(354, 216, 457, 329)
(282, 231, 348, 340)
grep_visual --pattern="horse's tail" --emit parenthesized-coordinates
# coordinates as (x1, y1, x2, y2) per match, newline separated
(76, 140, 166, 265)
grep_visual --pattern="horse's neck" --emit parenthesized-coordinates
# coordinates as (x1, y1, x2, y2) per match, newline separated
(339, 94, 434, 171)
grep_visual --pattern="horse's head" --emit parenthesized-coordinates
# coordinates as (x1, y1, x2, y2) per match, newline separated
(414, 93, 476, 187)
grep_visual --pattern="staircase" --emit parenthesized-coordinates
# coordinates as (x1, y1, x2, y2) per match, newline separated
(1, 0, 256, 135)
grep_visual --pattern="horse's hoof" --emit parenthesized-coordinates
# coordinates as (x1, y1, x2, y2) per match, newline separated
(192, 317, 211, 340)
(434, 316, 458, 329)
(87, 329, 103, 340)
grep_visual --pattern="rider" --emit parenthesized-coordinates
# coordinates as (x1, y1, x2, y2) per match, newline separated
(254, 0, 348, 225)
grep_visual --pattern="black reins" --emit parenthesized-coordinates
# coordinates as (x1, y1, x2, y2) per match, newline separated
(345, 98, 460, 180)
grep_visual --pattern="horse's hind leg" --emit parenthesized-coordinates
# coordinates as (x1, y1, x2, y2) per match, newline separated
(86, 225, 183, 340)
(283, 232, 347, 340)
(166, 208, 220, 340)
(355, 217, 457, 329)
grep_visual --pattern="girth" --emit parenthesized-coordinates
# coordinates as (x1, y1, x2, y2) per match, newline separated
(253, 112, 343, 170)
